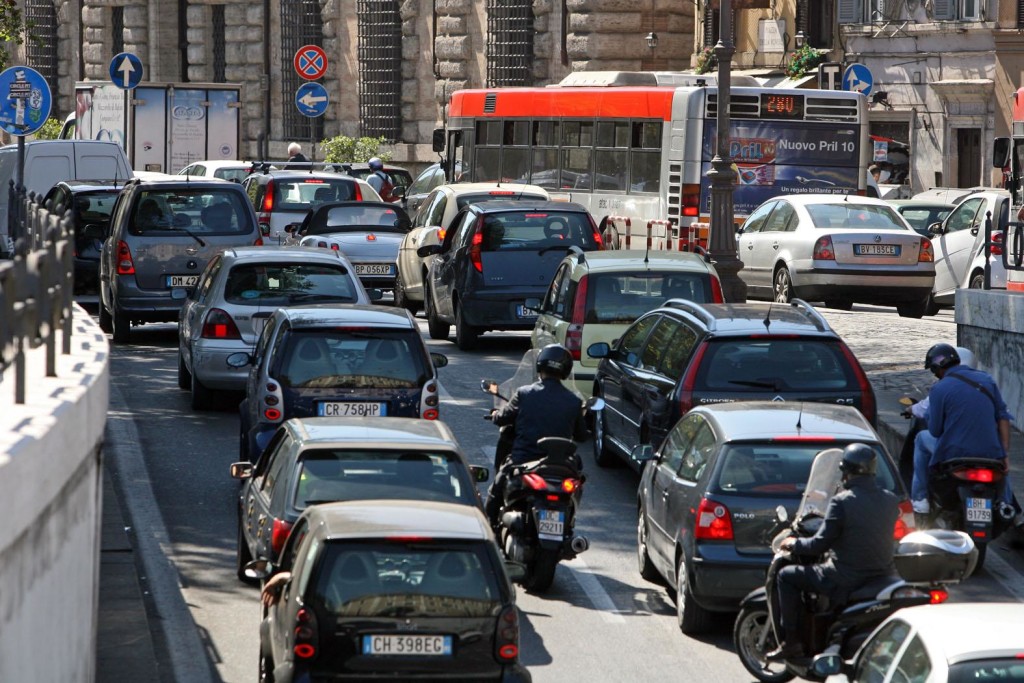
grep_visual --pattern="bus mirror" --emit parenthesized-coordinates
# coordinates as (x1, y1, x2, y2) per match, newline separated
(993, 138, 1011, 168)
(432, 129, 446, 153)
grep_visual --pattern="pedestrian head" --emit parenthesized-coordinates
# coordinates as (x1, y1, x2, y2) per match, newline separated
(288, 142, 301, 156)
(368, 157, 383, 171)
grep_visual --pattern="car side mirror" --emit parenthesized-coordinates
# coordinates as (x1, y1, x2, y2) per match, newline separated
(587, 397, 605, 412)
(928, 222, 943, 236)
(470, 465, 490, 482)
(504, 561, 527, 582)
(367, 288, 384, 301)
(285, 223, 299, 234)
(776, 505, 789, 523)
(417, 244, 443, 258)
(810, 652, 843, 677)
(630, 444, 655, 464)
(243, 559, 272, 582)
(481, 379, 500, 396)
(226, 352, 254, 368)
(431, 352, 449, 369)
(260, 223, 271, 237)
(587, 342, 610, 359)
(432, 128, 446, 153)
(230, 462, 254, 479)
(993, 136, 1011, 168)
(391, 186, 405, 199)
(524, 297, 542, 311)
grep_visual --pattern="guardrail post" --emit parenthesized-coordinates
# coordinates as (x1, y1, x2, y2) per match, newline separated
(984, 211, 992, 290)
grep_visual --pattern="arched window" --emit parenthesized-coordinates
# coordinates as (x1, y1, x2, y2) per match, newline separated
(280, 0, 324, 142)
(486, 0, 533, 87)
(357, 0, 401, 141)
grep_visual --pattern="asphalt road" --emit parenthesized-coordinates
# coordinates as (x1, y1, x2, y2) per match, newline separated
(100, 303, 1024, 683)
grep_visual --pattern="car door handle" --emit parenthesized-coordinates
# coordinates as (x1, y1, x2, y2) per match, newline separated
(661, 487, 670, 500)
(746, 243, 754, 250)
(970, 228, 979, 236)
(772, 242, 780, 250)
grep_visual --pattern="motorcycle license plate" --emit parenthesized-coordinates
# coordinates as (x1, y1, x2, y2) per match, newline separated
(966, 497, 992, 523)
(537, 509, 565, 540)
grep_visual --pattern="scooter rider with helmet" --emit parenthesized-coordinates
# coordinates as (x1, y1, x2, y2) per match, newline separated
(484, 344, 588, 530)
(768, 443, 900, 661)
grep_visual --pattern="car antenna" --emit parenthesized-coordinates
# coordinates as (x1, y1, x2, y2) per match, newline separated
(796, 402, 804, 431)
(763, 303, 773, 331)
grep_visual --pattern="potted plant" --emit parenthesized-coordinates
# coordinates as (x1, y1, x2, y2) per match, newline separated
(694, 46, 717, 75)
(785, 43, 826, 79)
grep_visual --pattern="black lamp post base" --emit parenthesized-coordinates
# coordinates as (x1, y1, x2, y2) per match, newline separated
(709, 253, 747, 303)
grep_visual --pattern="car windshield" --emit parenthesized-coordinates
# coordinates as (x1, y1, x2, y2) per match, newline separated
(586, 272, 711, 324)
(478, 210, 598, 252)
(897, 205, 952, 235)
(713, 442, 897, 496)
(314, 541, 501, 618)
(697, 338, 857, 391)
(277, 329, 428, 389)
(75, 191, 119, 224)
(293, 449, 477, 507)
(273, 178, 358, 210)
(130, 189, 252, 236)
(213, 168, 250, 183)
(224, 263, 359, 306)
(805, 203, 908, 230)
(949, 658, 1024, 682)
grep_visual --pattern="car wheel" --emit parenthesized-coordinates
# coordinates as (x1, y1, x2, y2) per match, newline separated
(636, 507, 661, 583)
(969, 270, 985, 290)
(675, 552, 712, 635)
(191, 374, 214, 411)
(394, 274, 419, 313)
(98, 304, 113, 333)
(424, 285, 450, 340)
(236, 518, 256, 583)
(897, 297, 928, 319)
(924, 293, 941, 317)
(733, 604, 794, 683)
(593, 407, 618, 467)
(454, 302, 479, 350)
(111, 306, 131, 343)
(772, 266, 793, 304)
(824, 299, 852, 311)
(177, 351, 192, 390)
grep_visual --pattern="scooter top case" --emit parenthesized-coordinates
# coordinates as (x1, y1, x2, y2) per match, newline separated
(895, 529, 978, 584)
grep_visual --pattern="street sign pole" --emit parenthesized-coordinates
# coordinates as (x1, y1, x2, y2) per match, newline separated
(108, 52, 144, 169)
(0, 66, 52, 251)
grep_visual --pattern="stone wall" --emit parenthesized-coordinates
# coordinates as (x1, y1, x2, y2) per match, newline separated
(955, 289, 1024, 426)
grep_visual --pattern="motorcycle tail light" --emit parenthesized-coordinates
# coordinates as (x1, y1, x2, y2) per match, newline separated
(561, 478, 579, 493)
(953, 467, 1000, 483)
(929, 588, 948, 604)
(521, 473, 548, 491)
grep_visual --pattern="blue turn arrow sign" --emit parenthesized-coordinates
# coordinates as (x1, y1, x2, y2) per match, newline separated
(295, 82, 329, 118)
(842, 63, 873, 97)
(109, 52, 143, 90)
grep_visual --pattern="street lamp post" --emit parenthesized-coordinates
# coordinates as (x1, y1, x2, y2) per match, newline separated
(706, 0, 747, 302)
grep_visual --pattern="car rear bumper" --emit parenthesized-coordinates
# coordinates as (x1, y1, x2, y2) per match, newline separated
(190, 340, 250, 390)
(794, 268, 933, 303)
(690, 545, 770, 611)
(461, 290, 545, 330)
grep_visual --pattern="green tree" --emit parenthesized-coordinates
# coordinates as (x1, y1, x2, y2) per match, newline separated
(0, 1, 31, 72)
(32, 116, 64, 140)
(320, 135, 393, 164)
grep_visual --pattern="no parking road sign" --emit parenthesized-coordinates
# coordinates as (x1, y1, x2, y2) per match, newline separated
(294, 45, 328, 81)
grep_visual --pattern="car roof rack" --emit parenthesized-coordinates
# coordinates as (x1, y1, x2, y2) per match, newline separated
(663, 299, 716, 329)
(788, 298, 831, 332)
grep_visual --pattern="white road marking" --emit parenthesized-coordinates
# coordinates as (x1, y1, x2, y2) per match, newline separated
(566, 558, 627, 624)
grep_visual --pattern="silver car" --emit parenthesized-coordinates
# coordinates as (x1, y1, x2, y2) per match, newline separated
(738, 194, 936, 318)
(177, 246, 376, 410)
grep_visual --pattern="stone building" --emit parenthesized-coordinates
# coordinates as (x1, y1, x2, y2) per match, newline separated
(17, 0, 693, 169)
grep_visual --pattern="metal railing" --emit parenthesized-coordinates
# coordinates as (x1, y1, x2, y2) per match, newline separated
(1, 183, 74, 404)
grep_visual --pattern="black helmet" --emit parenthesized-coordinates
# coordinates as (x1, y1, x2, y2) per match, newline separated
(924, 343, 960, 373)
(536, 344, 573, 380)
(839, 443, 877, 477)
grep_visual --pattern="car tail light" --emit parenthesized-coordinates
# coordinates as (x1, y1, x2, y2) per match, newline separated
(316, 240, 328, 249)
(895, 500, 914, 540)
(565, 275, 588, 360)
(420, 380, 439, 420)
(437, 228, 446, 242)
(353, 183, 362, 201)
(682, 184, 700, 217)
(293, 606, 319, 660)
(271, 518, 293, 556)
(991, 231, 1004, 256)
(264, 407, 281, 420)
(693, 498, 733, 540)
(561, 478, 579, 493)
(838, 342, 875, 424)
(813, 235, 835, 260)
(677, 341, 708, 416)
(116, 240, 135, 275)
(918, 237, 934, 262)
(261, 180, 275, 212)
(709, 275, 724, 303)
(929, 588, 948, 604)
(253, 236, 264, 246)
(522, 473, 548, 490)
(494, 606, 520, 662)
(201, 308, 242, 340)
(953, 467, 1002, 483)
(589, 217, 604, 250)
(469, 219, 484, 273)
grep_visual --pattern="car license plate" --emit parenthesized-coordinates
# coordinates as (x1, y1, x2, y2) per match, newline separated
(537, 509, 565, 540)
(363, 635, 452, 656)
(355, 263, 395, 275)
(166, 274, 200, 287)
(317, 402, 386, 417)
(854, 244, 900, 256)
(966, 497, 992, 523)
(516, 304, 538, 319)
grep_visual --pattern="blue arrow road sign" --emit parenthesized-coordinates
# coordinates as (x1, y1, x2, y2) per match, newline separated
(0, 66, 51, 136)
(109, 52, 144, 90)
(843, 63, 873, 97)
(295, 82, 329, 118)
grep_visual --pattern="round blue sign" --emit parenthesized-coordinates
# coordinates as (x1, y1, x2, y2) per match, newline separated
(109, 52, 144, 90)
(842, 63, 873, 98)
(0, 66, 52, 136)
(295, 82, 329, 118)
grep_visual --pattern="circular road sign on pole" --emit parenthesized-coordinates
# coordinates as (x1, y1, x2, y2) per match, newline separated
(842, 63, 873, 98)
(295, 82, 330, 118)
(109, 52, 144, 90)
(0, 66, 52, 136)
(294, 45, 329, 81)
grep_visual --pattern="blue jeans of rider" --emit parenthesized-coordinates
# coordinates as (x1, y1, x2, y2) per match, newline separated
(912, 430, 1014, 512)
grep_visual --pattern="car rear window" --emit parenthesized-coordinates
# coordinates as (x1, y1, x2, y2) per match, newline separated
(586, 272, 710, 324)
(696, 338, 857, 391)
(75, 191, 119, 225)
(897, 206, 951, 234)
(294, 449, 477, 507)
(319, 205, 407, 233)
(213, 168, 249, 183)
(454, 192, 547, 210)
(277, 329, 428, 389)
(713, 442, 897, 496)
(129, 189, 253, 236)
(273, 178, 357, 209)
(224, 263, 359, 306)
(949, 658, 1024, 682)
(805, 203, 908, 231)
(314, 541, 501, 617)
(479, 210, 598, 252)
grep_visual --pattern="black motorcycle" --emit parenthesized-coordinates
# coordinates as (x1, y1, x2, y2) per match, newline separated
(733, 448, 978, 683)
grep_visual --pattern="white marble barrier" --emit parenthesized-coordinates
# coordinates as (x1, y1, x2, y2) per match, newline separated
(956, 289, 1024, 427)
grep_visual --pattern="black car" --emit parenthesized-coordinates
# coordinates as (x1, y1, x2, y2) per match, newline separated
(588, 299, 876, 467)
(43, 180, 124, 293)
(323, 161, 413, 202)
(249, 500, 531, 682)
(632, 402, 911, 635)
(418, 200, 604, 350)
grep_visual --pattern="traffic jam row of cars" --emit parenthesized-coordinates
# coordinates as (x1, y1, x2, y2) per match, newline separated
(59, 157, 1020, 680)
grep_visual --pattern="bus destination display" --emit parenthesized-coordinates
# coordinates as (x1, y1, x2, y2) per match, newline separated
(761, 94, 804, 120)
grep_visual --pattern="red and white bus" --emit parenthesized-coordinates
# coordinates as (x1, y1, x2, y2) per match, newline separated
(996, 86, 1024, 290)
(435, 74, 871, 250)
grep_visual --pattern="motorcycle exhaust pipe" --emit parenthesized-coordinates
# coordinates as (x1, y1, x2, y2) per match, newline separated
(997, 501, 1016, 522)
(570, 536, 590, 554)
(501, 511, 525, 533)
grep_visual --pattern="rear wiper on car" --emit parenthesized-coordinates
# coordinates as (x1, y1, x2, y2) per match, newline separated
(538, 244, 573, 256)
(173, 225, 206, 247)
(728, 379, 782, 389)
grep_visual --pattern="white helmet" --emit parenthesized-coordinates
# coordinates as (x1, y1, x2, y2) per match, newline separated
(954, 346, 976, 369)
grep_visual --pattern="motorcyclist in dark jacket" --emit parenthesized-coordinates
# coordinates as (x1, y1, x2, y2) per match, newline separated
(768, 443, 899, 661)
(485, 344, 588, 528)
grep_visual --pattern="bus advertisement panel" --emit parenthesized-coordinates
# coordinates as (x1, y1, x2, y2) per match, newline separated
(701, 121, 862, 216)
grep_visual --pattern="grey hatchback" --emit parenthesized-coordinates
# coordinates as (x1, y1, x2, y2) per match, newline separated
(98, 177, 261, 343)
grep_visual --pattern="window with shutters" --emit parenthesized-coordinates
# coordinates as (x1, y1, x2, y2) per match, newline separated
(840, 0, 981, 21)
(1019, 0, 1024, 26)
(24, 0, 57, 95)
(486, 0, 533, 87)
(357, 1, 402, 141)
(280, 0, 325, 142)
(796, 0, 833, 48)
(703, 6, 720, 47)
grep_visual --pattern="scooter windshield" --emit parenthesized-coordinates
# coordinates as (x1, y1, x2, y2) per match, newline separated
(796, 448, 845, 519)
(492, 349, 584, 411)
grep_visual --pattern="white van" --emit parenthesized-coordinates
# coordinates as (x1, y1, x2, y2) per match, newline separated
(1, 139, 132, 251)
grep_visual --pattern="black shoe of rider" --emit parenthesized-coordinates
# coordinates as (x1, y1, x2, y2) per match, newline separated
(766, 642, 804, 662)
